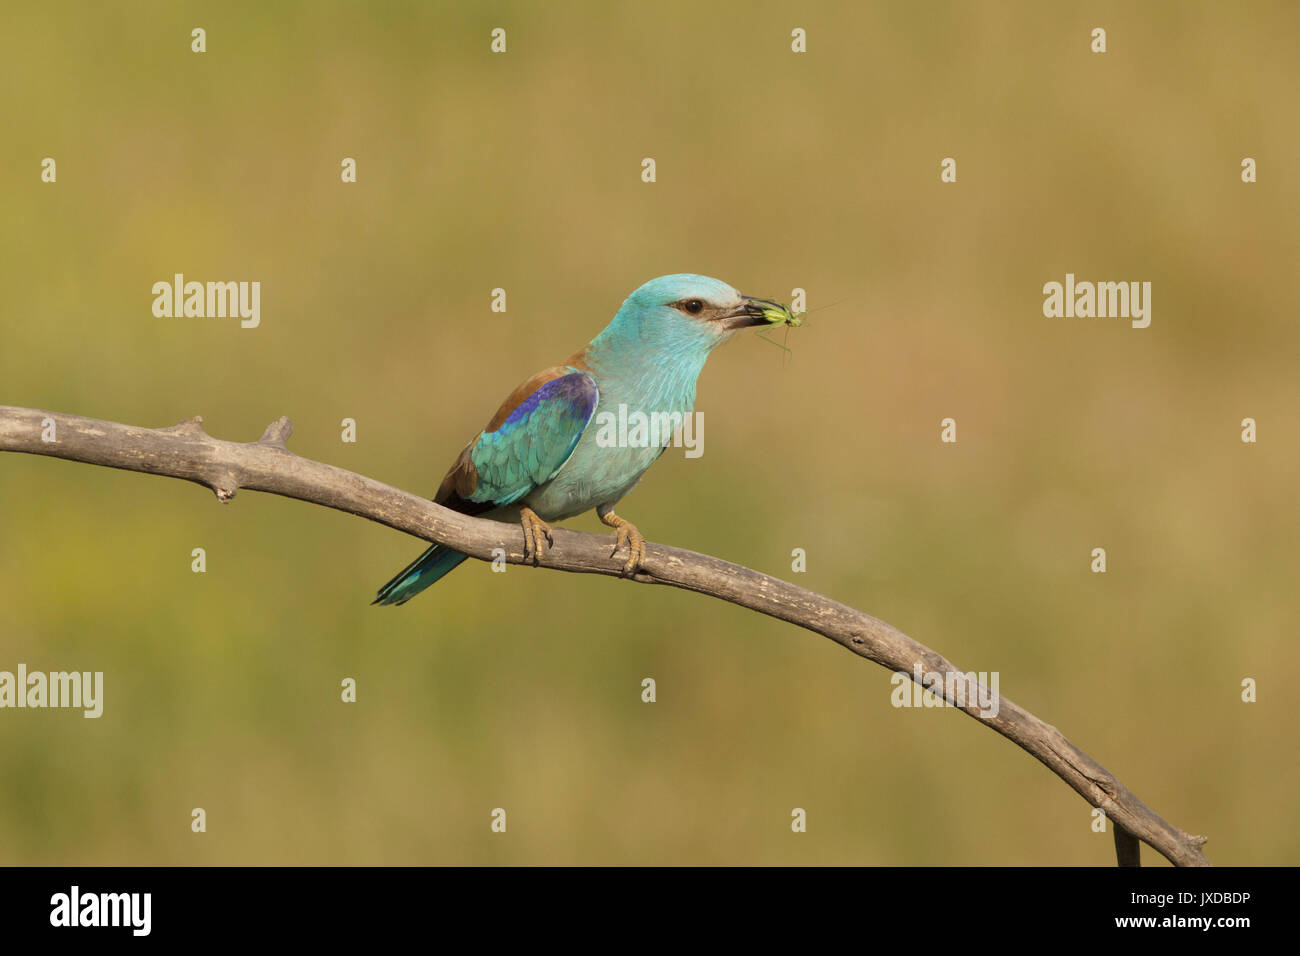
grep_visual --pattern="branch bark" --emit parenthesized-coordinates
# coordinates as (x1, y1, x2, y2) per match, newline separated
(0, 405, 1211, 866)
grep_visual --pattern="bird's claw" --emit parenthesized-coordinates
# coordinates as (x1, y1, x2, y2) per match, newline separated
(608, 520, 646, 576)
(520, 506, 553, 566)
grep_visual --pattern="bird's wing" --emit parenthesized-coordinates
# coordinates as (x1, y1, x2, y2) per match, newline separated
(435, 366, 599, 509)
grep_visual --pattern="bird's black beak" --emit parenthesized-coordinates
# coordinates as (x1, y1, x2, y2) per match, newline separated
(721, 295, 785, 331)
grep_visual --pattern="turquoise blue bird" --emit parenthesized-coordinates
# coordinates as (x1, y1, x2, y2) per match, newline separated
(373, 274, 792, 606)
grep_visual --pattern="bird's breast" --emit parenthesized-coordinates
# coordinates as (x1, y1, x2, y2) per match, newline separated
(524, 376, 695, 520)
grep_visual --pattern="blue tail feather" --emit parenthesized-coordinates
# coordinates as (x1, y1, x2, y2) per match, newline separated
(372, 544, 469, 606)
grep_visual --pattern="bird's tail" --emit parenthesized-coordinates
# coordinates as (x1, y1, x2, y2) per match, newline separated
(372, 544, 470, 606)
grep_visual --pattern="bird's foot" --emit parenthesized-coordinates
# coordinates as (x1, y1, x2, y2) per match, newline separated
(519, 506, 554, 566)
(600, 510, 646, 575)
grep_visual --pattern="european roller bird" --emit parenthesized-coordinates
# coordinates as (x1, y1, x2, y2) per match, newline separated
(373, 274, 792, 606)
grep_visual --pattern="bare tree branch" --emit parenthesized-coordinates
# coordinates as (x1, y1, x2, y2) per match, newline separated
(1114, 825, 1142, 867)
(0, 405, 1211, 866)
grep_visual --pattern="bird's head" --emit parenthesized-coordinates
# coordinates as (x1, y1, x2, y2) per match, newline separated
(609, 274, 790, 356)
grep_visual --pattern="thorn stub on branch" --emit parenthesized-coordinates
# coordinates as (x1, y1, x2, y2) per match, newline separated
(166, 415, 207, 436)
(259, 417, 294, 448)
(211, 470, 239, 502)
(1113, 825, 1142, 867)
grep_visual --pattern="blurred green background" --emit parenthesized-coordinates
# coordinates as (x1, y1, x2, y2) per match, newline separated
(2, 1, 1296, 865)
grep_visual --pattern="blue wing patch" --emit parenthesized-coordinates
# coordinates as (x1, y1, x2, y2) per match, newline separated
(468, 371, 598, 506)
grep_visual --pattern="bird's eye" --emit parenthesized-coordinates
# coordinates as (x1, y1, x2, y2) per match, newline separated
(681, 299, 704, 315)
